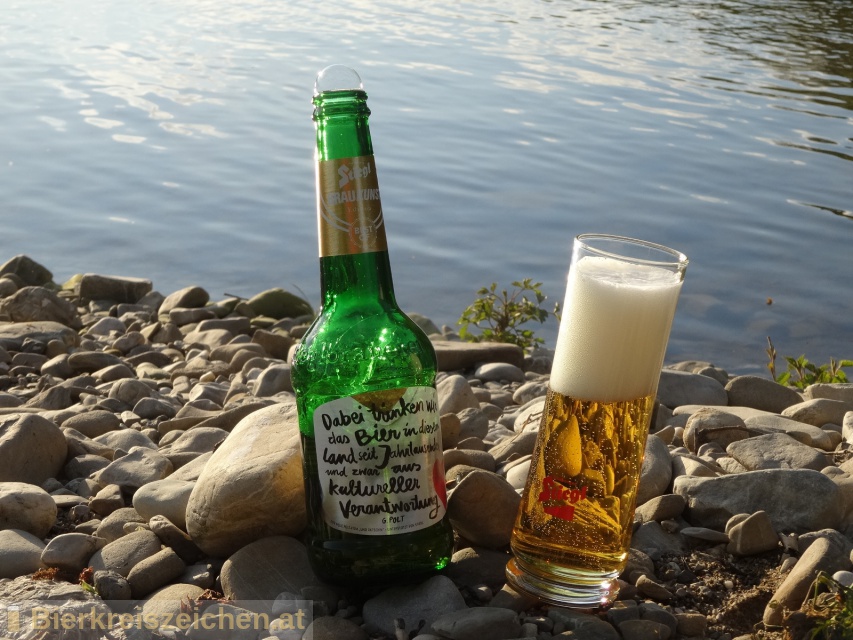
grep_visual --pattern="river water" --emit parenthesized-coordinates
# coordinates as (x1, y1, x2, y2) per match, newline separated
(1, 0, 851, 374)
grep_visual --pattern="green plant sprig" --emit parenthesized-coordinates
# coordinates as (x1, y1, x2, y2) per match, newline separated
(457, 279, 559, 351)
(766, 337, 853, 389)
(804, 572, 853, 639)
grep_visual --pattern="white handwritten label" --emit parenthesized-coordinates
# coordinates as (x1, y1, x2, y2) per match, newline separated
(313, 386, 447, 535)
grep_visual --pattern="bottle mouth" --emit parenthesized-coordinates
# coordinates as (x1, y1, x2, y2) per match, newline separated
(314, 65, 364, 96)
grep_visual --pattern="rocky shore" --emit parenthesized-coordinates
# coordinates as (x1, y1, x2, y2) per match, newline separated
(0, 254, 851, 640)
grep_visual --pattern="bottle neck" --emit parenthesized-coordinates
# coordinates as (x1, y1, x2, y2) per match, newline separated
(319, 251, 396, 309)
(313, 89, 396, 307)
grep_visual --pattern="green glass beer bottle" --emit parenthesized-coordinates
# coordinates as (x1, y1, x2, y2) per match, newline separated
(291, 65, 454, 585)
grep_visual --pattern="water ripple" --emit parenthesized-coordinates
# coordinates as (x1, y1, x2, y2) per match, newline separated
(0, 0, 850, 372)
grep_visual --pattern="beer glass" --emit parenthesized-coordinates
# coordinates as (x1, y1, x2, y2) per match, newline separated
(506, 234, 688, 608)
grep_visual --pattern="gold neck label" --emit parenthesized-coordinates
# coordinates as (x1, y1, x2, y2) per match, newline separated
(317, 155, 388, 257)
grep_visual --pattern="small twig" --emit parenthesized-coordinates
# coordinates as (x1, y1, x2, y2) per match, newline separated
(393, 618, 407, 640)
(765, 336, 777, 380)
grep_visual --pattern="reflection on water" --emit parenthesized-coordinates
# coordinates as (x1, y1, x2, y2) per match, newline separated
(695, 0, 853, 86)
(0, 0, 850, 373)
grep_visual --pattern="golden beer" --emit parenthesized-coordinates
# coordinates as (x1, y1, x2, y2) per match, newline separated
(508, 388, 654, 599)
(507, 234, 687, 607)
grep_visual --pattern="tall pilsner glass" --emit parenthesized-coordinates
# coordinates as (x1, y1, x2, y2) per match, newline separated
(506, 234, 688, 608)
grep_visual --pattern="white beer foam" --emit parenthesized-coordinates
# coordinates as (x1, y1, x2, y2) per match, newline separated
(550, 256, 683, 403)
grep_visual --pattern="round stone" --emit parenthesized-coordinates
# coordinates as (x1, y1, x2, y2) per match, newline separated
(0, 481, 57, 537)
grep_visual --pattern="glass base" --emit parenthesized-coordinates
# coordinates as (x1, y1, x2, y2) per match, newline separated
(505, 557, 618, 609)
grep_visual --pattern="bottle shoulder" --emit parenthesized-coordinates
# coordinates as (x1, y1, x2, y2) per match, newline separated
(297, 302, 432, 350)
(292, 304, 436, 394)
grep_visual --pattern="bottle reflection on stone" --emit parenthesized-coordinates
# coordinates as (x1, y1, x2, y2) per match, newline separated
(291, 65, 453, 585)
